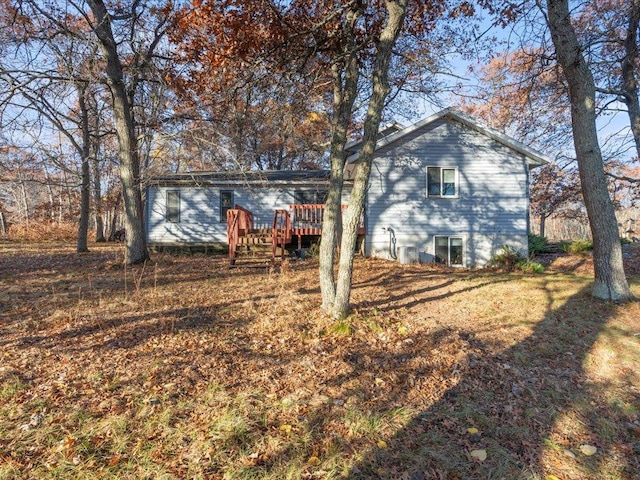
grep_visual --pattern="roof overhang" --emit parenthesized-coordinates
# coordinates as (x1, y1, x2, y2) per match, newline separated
(147, 170, 349, 188)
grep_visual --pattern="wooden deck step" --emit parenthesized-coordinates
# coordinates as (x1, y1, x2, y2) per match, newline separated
(238, 236, 273, 245)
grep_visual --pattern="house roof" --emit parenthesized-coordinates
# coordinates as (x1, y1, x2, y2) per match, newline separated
(345, 108, 551, 167)
(344, 121, 405, 154)
(148, 169, 335, 187)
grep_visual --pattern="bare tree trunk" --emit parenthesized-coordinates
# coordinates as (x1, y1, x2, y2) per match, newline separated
(90, 90, 105, 243)
(318, 6, 362, 313)
(331, 0, 408, 318)
(622, 0, 640, 160)
(93, 154, 105, 242)
(0, 211, 6, 237)
(77, 86, 91, 253)
(43, 168, 55, 221)
(87, 0, 148, 264)
(539, 213, 546, 239)
(547, 0, 633, 301)
(108, 194, 121, 241)
(20, 181, 29, 227)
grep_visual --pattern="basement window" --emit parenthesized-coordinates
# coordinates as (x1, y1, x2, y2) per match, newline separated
(434, 236, 464, 266)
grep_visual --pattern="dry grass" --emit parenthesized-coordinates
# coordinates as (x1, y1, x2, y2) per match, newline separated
(0, 240, 639, 480)
(3, 222, 80, 242)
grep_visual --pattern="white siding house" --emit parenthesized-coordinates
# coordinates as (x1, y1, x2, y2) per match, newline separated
(344, 109, 548, 266)
(145, 109, 548, 266)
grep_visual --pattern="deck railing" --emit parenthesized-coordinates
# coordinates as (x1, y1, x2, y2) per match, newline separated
(289, 204, 365, 234)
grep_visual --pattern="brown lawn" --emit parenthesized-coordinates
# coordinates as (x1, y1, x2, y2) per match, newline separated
(0, 241, 639, 479)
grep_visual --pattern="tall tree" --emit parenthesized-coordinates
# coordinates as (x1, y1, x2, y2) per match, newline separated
(85, 0, 154, 264)
(1, 0, 171, 262)
(546, 0, 633, 300)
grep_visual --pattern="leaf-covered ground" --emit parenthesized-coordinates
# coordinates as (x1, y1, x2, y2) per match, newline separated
(1, 242, 639, 479)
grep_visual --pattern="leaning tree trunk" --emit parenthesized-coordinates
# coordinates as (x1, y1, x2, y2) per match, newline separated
(331, 0, 408, 319)
(547, 0, 632, 300)
(87, 0, 149, 264)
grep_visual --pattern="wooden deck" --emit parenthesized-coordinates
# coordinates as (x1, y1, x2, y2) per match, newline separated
(227, 204, 365, 265)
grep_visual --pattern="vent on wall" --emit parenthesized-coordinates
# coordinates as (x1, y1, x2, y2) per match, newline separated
(398, 246, 419, 264)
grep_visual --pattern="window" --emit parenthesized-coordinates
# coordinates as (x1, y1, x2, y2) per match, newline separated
(294, 189, 328, 204)
(427, 167, 458, 197)
(166, 190, 180, 223)
(434, 236, 464, 266)
(220, 190, 234, 222)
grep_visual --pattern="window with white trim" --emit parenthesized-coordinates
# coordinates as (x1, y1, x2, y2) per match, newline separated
(220, 190, 234, 223)
(434, 236, 464, 266)
(427, 167, 458, 197)
(166, 190, 180, 223)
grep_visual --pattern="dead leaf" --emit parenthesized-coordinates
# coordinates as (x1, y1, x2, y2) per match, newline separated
(470, 449, 487, 462)
(579, 444, 597, 456)
(377, 439, 388, 449)
(307, 456, 321, 466)
(279, 424, 292, 435)
(467, 427, 479, 434)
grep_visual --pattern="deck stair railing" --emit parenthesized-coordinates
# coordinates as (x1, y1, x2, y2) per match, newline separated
(272, 209, 292, 262)
(290, 204, 365, 235)
(226, 205, 254, 264)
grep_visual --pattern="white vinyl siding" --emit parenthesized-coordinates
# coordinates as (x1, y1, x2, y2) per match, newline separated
(365, 117, 530, 266)
(147, 186, 352, 245)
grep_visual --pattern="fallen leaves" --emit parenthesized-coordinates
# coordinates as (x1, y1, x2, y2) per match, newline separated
(1, 245, 639, 479)
(470, 449, 487, 462)
(579, 444, 598, 456)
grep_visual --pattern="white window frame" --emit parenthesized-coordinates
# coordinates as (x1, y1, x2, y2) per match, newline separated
(433, 235, 465, 266)
(166, 190, 180, 223)
(220, 190, 234, 223)
(426, 166, 459, 198)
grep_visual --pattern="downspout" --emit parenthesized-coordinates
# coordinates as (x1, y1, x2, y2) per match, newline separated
(383, 226, 397, 260)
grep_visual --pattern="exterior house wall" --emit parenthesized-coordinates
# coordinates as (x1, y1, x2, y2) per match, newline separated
(146, 185, 347, 245)
(364, 118, 530, 266)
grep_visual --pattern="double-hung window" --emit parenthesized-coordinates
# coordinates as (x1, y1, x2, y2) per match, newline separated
(166, 190, 180, 223)
(434, 236, 464, 266)
(220, 190, 234, 223)
(427, 167, 458, 197)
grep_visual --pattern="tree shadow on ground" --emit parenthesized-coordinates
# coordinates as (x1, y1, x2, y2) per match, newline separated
(343, 282, 639, 479)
